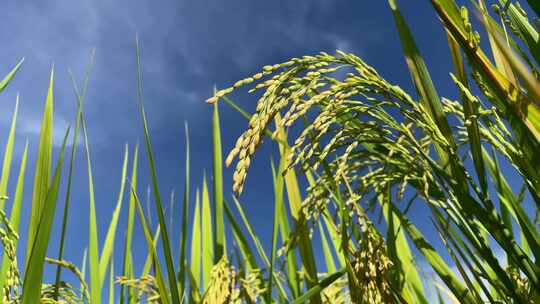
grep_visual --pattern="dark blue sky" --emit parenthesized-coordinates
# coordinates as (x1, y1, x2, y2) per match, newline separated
(0, 0, 524, 298)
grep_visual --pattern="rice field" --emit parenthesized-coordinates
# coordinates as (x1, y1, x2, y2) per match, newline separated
(0, 0, 540, 303)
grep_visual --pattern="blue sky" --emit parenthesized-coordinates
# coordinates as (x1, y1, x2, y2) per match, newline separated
(0, 0, 527, 299)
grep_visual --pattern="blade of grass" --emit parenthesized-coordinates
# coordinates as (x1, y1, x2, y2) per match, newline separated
(212, 100, 226, 262)
(135, 34, 180, 303)
(389, 203, 477, 304)
(178, 122, 190, 296)
(0, 58, 24, 93)
(132, 186, 169, 304)
(0, 95, 19, 211)
(21, 129, 70, 304)
(187, 268, 201, 303)
(109, 257, 115, 304)
(189, 188, 201, 292)
(81, 248, 88, 295)
(82, 115, 101, 304)
(120, 145, 138, 304)
(229, 196, 272, 267)
(483, 148, 540, 257)
(224, 196, 288, 300)
(145, 186, 153, 227)
(275, 151, 301, 299)
(228, 194, 289, 292)
(99, 144, 129, 288)
(268, 159, 292, 302)
(169, 191, 175, 235)
(25, 68, 55, 268)
(431, 219, 485, 303)
(321, 212, 346, 268)
(381, 193, 427, 304)
(136, 222, 161, 301)
(447, 32, 488, 195)
(388, 0, 467, 188)
(0, 142, 28, 300)
(318, 222, 337, 273)
(387, 0, 454, 141)
(201, 175, 213, 290)
(54, 50, 95, 300)
(434, 209, 506, 302)
(291, 268, 346, 304)
(222, 199, 257, 270)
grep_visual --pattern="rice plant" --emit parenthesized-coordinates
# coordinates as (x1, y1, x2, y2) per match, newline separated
(208, 0, 540, 302)
(0, 0, 539, 303)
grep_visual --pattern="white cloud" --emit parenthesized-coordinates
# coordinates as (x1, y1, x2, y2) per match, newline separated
(19, 114, 74, 147)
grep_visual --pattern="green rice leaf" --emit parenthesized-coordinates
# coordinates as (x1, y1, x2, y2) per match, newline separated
(318, 222, 337, 274)
(190, 189, 202, 290)
(229, 196, 270, 266)
(227, 195, 288, 300)
(0, 58, 24, 93)
(483, 148, 540, 258)
(120, 145, 138, 304)
(389, 203, 477, 304)
(0, 142, 28, 299)
(135, 34, 181, 303)
(132, 186, 170, 304)
(82, 116, 101, 304)
(381, 194, 427, 304)
(138, 223, 161, 303)
(80, 248, 88, 294)
(25, 68, 55, 267)
(179, 122, 190, 295)
(212, 100, 226, 262)
(388, 0, 464, 186)
(0, 95, 20, 211)
(54, 53, 94, 299)
(201, 175, 213, 290)
(223, 198, 257, 270)
(446, 32, 487, 195)
(291, 268, 346, 304)
(21, 129, 70, 304)
(321, 213, 346, 268)
(99, 144, 129, 288)
(109, 257, 115, 304)
(268, 160, 291, 302)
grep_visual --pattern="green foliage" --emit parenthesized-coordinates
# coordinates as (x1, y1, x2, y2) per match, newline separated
(1, 1, 540, 303)
(208, 0, 540, 302)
